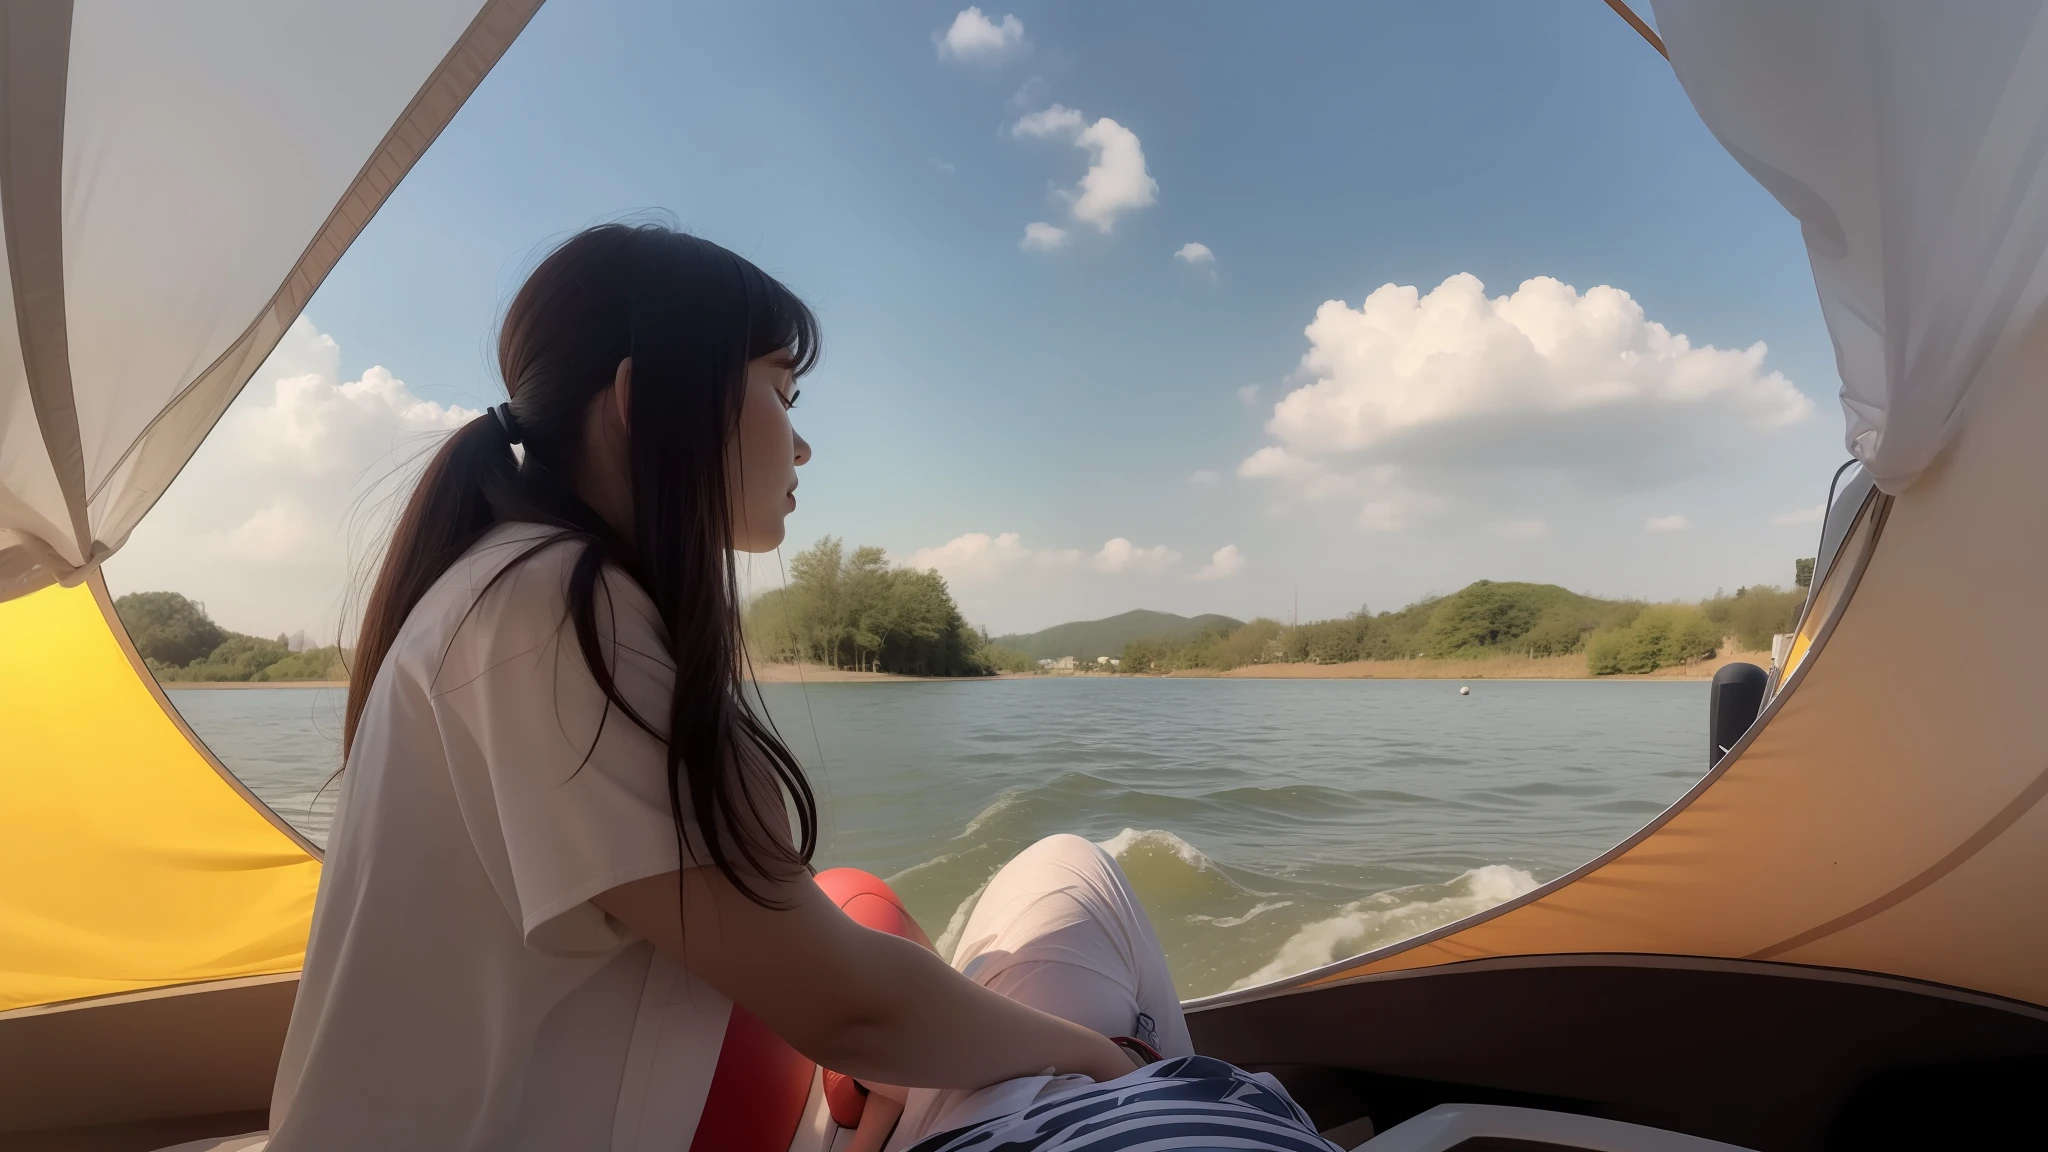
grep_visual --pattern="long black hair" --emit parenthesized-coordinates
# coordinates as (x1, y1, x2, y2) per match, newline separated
(344, 223, 821, 901)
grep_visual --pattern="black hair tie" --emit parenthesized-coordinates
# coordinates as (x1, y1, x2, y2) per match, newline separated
(491, 403, 524, 445)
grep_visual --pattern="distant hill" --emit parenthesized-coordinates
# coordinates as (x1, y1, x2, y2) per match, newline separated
(994, 609, 1246, 661)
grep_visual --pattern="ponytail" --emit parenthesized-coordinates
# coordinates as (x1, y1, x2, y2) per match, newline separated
(342, 411, 522, 759)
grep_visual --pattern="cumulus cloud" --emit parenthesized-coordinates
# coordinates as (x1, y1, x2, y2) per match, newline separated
(1011, 104, 1158, 233)
(901, 531, 1068, 582)
(1192, 545, 1245, 580)
(901, 531, 1183, 582)
(1020, 221, 1069, 251)
(1238, 384, 1261, 406)
(896, 532, 1228, 633)
(1175, 242, 1215, 265)
(1773, 504, 1824, 526)
(935, 7, 1024, 60)
(1645, 514, 1691, 532)
(103, 317, 477, 639)
(1186, 469, 1221, 486)
(1010, 75, 1050, 108)
(1241, 275, 1814, 523)
(1092, 537, 1179, 574)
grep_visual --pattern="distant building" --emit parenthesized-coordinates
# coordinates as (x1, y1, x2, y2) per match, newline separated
(1052, 655, 1077, 670)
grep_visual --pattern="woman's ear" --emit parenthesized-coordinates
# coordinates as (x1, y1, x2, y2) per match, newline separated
(612, 358, 632, 433)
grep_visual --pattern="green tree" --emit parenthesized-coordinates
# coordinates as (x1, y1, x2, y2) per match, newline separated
(742, 537, 995, 676)
(1586, 605, 1720, 675)
(1794, 557, 1815, 588)
(1424, 581, 1540, 655)
(114, 591, 227, 667)
(1701, 585, 1805, 651)
(155, 634, 292, 682)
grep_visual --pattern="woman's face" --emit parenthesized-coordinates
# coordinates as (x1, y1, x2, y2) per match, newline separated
(728, 350, 811, 553)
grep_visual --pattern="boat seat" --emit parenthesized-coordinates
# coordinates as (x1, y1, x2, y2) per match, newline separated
(147, 868, 927, 1152)
(1350, 1103, 1759, 1152)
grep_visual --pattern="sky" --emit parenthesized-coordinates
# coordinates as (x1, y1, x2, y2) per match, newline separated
(107, 1, 1848, 641)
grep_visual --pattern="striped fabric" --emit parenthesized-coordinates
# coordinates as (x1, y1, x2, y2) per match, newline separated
(905, 1055, 1342, 1152)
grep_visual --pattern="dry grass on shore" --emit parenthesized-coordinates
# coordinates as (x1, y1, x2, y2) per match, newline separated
(743, 649, 1772, 684)
(163, 680, 349, 689)
(1205, 648, 1771, 681)
(165, 650, 1771, 689)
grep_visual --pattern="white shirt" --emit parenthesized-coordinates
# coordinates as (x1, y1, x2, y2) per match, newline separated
(269, 523, 729, 1152)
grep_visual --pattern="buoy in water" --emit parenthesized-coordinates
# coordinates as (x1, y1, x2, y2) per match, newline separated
(1459, 685, 1471, 695)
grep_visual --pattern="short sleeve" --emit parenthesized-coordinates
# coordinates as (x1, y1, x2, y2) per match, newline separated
(431, 537, 702, 955)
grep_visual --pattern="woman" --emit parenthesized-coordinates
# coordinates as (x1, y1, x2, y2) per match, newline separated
(267, 224, 1337, 1152)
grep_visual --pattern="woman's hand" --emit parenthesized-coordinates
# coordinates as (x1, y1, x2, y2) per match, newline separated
(594, 866, 1133, 1092)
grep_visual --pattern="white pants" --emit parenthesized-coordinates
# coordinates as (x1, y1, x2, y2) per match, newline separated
(887, 834, 1195, 1150)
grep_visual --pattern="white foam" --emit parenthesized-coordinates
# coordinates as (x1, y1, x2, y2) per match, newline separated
(932, 880, 989, 964)
(1097, 827, 1215, 872)
(885, 847, 969, 888)
(961, 789, 1025, 839)
(1229, 864, 1539, 990)
(1190, 900, 1293, 929)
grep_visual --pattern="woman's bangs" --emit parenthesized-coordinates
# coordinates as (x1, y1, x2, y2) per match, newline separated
(748, 273, 822, 378)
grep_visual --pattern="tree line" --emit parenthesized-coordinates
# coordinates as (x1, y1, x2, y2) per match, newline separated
(1120, 579, 1809, 677)
(743, 538, 1031, 676)
(113, 591, 347, 682)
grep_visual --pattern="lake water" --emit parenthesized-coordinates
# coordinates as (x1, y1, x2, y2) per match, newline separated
(168, 678, 1708, 999)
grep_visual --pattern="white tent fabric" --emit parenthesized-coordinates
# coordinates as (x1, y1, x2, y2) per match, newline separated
(1652, 0, 2048, 494)
(0, 0, 540, 603)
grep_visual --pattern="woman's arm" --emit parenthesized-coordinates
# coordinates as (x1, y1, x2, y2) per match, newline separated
(593, 866, 1135, 1090)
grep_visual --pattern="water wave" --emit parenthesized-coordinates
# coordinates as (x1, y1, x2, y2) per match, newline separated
(1189, 901, 1293, 929)
(1229, 864, 1539, 990)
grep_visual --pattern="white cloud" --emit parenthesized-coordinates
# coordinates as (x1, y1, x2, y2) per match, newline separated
(1011, 105, 1158, 233)
(103, 317, 478, 640)
(1175, 242, 1215, 265)
(1020, 221, 1069, 250)
(1192, 545, 1245, 580)
(1491, 519, 1551, 539)
(1357, 485, 1445, 533)
(893, 532, 1210, 633)
(1010, 75, 1049, 108)
(902, 531, 1071, 582)
(1012, 105, 1085, 138)
(931, 158, 957, 174)
(1092, 537, 1180, 574)
(1238, 384, 1261, 406)
(1773, 504, 1824, 526)
(1186, 469, 1221, 486)
(901, 532, 1180, 582)
(935, 8, 1024, 60)
(1243, 274, 1814, 520)
(1645, 514, 1691, 533)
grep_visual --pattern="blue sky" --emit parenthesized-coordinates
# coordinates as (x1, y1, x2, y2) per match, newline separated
(111, 1, 1846, 639)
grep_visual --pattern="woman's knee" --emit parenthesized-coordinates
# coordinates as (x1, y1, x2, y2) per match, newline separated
(1013, 833, 1110, 871)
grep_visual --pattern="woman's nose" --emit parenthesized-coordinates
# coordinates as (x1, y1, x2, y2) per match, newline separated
(793, 430, 812, 467)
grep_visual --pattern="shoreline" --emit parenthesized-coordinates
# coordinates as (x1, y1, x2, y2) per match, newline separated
(1202, 648, 1770, 682)
(160, 650, 1770, 690)
(164, 680, 349, 690)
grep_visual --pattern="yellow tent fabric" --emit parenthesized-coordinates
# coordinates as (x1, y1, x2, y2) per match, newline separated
(0, 579, 319, 1012)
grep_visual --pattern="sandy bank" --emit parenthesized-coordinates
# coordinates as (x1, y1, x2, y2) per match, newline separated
(748, 662, 917, 683)
(1204, 649, 1773, 682)
(163, 680, 349, 690)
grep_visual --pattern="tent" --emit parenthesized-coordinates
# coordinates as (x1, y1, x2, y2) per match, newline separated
(4, 1, 2046, 1149)
(0, 2, 539, 1145)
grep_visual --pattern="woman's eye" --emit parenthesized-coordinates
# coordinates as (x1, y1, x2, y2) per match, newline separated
(780, 389, 801, 411)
